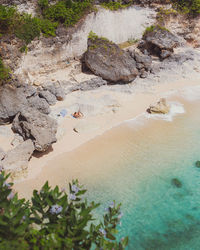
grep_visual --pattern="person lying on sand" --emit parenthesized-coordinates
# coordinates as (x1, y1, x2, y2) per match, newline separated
(72, 111, 83, 118)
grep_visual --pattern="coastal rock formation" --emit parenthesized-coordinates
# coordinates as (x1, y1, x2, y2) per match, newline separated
(39, 90, 57, 106)
(69, 77, 107, 92)
(139, 26, 180, 59)
(27, 95, 51, 114)
(128, 49, 152, 78)
(43, 83, 65, 101)
(1, 139, 34, 175)
(147, 98, 170, 114)
(12, 107, 57, 152)
(84, 36, 138, 83)
(0, 85, 27, 125)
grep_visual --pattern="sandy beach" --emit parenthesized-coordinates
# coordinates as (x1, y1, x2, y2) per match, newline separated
(12, 78, 200, 198)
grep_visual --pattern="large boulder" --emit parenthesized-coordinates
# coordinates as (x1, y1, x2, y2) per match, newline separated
(84, 36, 138, 83)
(139, 26, 180, 59)
(147, 98, 170, 114)
(1, 139, 34, 175)
(0, 85, 27, 124)
(12, 107, 57, 152)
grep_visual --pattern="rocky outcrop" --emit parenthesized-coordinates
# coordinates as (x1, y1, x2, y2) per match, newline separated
(39, 90, 57, 106)
(139, 26, 180, 59)
(43, 83, 65, 101)
(1, 140, 34, 175)
(12, 107, 57, 152)
(84, 36, 138, 83)
(0, 85, 28, 125)
(147, 98, 170, 114)
(27, 95, 50, 114)
(128, 49, 152, 78)
(70, 77, 107, 92)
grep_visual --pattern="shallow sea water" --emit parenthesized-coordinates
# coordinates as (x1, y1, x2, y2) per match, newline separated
(84, 98, 200, 249)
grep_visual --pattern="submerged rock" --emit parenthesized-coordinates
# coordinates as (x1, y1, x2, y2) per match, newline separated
(139, 26, 180, 59)
(84, 36, 138, 83)
(147, 98, 170, 114)
(1, 139, 34, 175)
(195, 161, 200, 168)
(12, 107, 57, 152)
(171, 178, 182, 188)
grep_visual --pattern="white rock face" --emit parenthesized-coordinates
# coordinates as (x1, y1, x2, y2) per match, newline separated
(15, 6, 156, 84)
(67, 6, 156, 57)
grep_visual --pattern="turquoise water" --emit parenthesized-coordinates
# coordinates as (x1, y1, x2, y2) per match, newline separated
(85, 99, 200, 249)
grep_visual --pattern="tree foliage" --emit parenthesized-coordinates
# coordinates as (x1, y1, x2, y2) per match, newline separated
(0, 172, 128, 249)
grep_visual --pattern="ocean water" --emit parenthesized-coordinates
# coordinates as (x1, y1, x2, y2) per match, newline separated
(83, 98, 200, 249)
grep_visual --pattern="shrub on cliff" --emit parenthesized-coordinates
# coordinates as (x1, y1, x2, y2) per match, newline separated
(0, 58, 10, 84)
(0, 172, 128, 249)
(39, 0, 93, 27)
(172, 0, 200, 14)
(0, 5, 17, 34)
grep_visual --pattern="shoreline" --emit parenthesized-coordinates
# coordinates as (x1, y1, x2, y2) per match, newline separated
(13, 78, 200, 197)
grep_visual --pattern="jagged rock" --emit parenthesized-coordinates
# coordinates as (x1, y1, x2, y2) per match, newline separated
(0, 148, 5, 161)
(17, 84, 36, 98)
(44, 83, 65, 101)
(0, 85, 28, 125)
(39, 90, 57, 106)
(84, 36, 138, 83)
(12, 107, 57, 152)
(132, 51, 152, 71)
(139, 26, 180, 59)
(70, 77, 107, 92)
(27, 95, 50, 114)
(1, 140, 34, 175)
(147, 98, 170, 114)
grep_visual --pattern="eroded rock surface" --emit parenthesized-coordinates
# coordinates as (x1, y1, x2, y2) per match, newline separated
(147, 98, 170, 114)
(1, 139, 34, 175)
(0, 85, 27, 125)
(84, 37, 138, 83)
(12, 107, 57, 152)
(139, 26, 180, 59)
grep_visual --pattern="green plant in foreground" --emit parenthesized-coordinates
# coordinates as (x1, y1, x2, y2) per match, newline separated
(0, 172, 128, 249)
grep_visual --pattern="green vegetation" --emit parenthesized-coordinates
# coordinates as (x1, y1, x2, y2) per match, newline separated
(0, 57, 10, 84)
(171, 0, 200, 14)
(143, 25, 169, 36)
(39, 0, 93, 27)
(118, 38, 139, 49)
(0, 4, 58, 48)
(101, 1, 130, 11)
(88, 31, 110, 42)
(0, 171, 128, 249)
